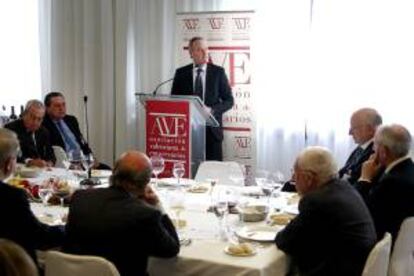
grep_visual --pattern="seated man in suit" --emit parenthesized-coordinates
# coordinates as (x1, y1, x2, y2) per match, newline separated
(171, 36, 234, 161)
(0, 129, 64, 265)
(358, 124, 414, 242)
(339, 107, 382, 186)
(275, 146, 377, 276)
(5, 100, 55, 167)
(42, 92, 109, 169)
(64, 150, 180, 276)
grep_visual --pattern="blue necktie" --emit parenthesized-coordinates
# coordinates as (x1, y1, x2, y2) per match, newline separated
(56, 120, 79, 152)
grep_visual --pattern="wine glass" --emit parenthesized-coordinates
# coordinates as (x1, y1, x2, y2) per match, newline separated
(173, 162, 185, 185)
(168, 188, 186, 230)
(81, 153, 93, 170)
(52, 179, 71, 207)
(150, 154, 165, 187)
(213, 188, 229, 240)
(67, 149, 83, 171)
(62, 155, 71, 172)
(206, 178, 218, 208)
(38, 183, 52, 207)
(255, 169, 270, 194)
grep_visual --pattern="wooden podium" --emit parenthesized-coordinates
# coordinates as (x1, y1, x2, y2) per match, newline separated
(136, 93, 219, 178)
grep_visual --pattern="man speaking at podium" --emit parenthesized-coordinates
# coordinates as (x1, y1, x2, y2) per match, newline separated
(171, 36, 234, 161)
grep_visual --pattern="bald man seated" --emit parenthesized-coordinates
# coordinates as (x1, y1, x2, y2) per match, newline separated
(64, 150, 180, 276)
(339, 108, 382, 186)
(276, 146, 377, 276)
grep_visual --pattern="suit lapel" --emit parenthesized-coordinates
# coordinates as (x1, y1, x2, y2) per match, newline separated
(204, 64, 215, 104)
(185, 65, 194, 95)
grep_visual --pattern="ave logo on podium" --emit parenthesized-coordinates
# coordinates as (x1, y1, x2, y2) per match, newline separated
(146, 100, 190, 178)
(150, 113, 188, 138)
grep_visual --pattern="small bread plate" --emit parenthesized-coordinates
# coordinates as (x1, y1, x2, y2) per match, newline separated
(91, 170, 112, 178)
(236, 225, 281, 242)
(158, 178, 195, 187)
(224, 244, 257, 257)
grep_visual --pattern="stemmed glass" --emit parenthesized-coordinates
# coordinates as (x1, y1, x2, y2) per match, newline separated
(207, 178, 218, 208)
(257, 170, 283, 206)
(62, 154, 71, 172)
(213, 188, 229, 240)
(168, 188, 186, 230)
(51, 179, 71, 207)
(173, 162, 185, 185)
(38, 182, 52, 207)
(65, 149, 85, 172)
(150, 154, 165, 187)
(82, 153, 95, 176)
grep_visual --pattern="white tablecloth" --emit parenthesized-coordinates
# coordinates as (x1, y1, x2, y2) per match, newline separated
(28, 173, 295, 276)
(149, 184, 294, 276)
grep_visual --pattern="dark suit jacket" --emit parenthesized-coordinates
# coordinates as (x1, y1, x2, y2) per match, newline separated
(42, 114, 92, 155)
(5, 119, 56, 164)
(171, 63, 234, 160)
(0, 181, 64, 263)
(357, 158, 414, 241)
(275, 179, 377, 276)
(64, 186, 180, 276)
(339, 142, 374, 186)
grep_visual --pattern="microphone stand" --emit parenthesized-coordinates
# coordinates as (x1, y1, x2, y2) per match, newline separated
(152, 78, 174, 96)
(80, 95, 100, 187)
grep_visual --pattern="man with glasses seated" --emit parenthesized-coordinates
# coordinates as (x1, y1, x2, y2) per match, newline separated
(339, 107, 382, 186)
(5, 100, 55, 168)
(275, 146, 377, 276)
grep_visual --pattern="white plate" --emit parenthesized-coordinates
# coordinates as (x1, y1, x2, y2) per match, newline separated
(283, 205, 299, 215)
(236, 225, 280, 242)
(224, 245, 257, 257)
(91, 170, 112, 178)
(157, 178, 195, 187)
(37, 214, 62, 226)
(18, 167, 42, 178)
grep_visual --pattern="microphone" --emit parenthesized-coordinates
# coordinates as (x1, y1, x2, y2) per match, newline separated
(80, 94, 100, 187)
(83, 95, 89, 144)
(153, 78, 174, 96)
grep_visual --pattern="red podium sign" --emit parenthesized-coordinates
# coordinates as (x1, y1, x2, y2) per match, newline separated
(146, 100, 190, 178)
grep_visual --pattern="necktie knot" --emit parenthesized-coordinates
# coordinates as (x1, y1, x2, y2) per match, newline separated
(197, 68, 203, 75)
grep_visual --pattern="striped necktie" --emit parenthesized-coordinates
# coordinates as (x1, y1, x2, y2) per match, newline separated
(194, 67, 203, 100)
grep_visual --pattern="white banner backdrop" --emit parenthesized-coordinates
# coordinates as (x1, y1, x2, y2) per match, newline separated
(175, 11, 255, 184)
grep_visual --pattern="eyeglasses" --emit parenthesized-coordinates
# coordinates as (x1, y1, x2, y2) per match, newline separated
(349, 124, 366, 132)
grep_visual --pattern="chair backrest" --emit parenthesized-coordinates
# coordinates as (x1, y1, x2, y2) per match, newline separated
(195, 161, 245, 186)
(362, 232, 392, 276)
(52, 146, 68, 168)
(388, 217, 414, 276)
(45, 251, 120, 276)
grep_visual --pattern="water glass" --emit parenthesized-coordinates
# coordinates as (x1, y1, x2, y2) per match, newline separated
(173, 162, 185, 185)
(150, 154, 165, 185)
(38, 186, 52, 206)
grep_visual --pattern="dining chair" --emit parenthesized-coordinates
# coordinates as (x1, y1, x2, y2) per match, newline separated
(388, 217, 414, 276)
(195, 161, 245, 186)
(44, 250, 120, 276)
(362, 232, 392, 276)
